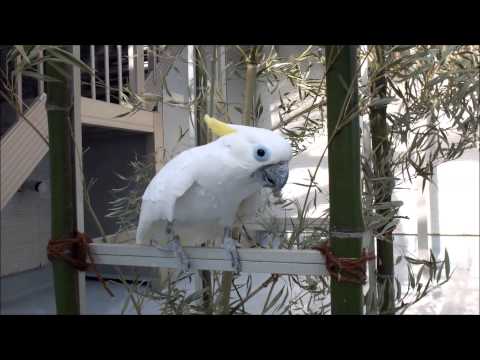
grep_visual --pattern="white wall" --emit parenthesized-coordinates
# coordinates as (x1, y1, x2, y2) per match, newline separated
(431, 148, 479, 235)
(394, 145, 479, 236)
(1, 156, 51, 276)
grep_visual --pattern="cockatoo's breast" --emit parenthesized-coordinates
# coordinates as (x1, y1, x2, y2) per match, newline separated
(173, 174, 262, 227)
(167, 142, 263, 226)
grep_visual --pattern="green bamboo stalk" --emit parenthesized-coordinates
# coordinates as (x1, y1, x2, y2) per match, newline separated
(195, 46, 215, 313)
(196, 47, 209, 147)
(219, 46, 258, 314)
(325, 45, 364, 315)
(209, 46, 217, 118)
(368, 45, 395, 313)
(218, 269, 234, 313)
(242, 46, 257, 126)
(45, 46, 81, 315)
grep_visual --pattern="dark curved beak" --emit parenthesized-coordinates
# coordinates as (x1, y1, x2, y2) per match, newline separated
(262, 161, 289, 193)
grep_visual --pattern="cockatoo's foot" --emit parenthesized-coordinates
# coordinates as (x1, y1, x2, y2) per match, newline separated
(224, 236, 241, 274)
(170, 235, 191, 275)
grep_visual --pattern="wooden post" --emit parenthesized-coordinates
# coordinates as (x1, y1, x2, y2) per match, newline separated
(45, 45, 82, 314)
(325, 45, 365, 315)
(73, 45, 87, 314)
(104, 45, 110, 103)
(117, 45, 123, 104)
(144, 45, 167, 293)
(128, 45, 136, 92)
(135, 45, 145, 94)
(148, 45, 155, 75)
(152, 110, 164, 171)
(38, 49, 45, 95)
(72, 46, 84, 234)
(90, 45, 96, 99)
(16, 55, 22, 121)
(128, 45, 145, 95)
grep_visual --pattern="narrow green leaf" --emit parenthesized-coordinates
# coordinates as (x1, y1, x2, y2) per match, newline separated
(416, 282, 423, 293)
(44, 47, 94, 75)
(436, 260, 445, 283)
(445, 248, 451, 278)
(21, 70, 62, 82)
(416, 264, 425, 285)
(395, 278, 402, 301)
(407, 263, 415, 288)
(369, 97, 398, 109)
(395, 255, 403, 265)
(274, 286, 290, 313)
(262, 285, 284, 315)
(15, 45, 30, 64)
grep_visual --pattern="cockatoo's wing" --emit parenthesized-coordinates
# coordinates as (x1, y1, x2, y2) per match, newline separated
(136, 151, 197, 245)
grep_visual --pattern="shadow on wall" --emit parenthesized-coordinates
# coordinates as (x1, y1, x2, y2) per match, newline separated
(82, 126, 150, 238)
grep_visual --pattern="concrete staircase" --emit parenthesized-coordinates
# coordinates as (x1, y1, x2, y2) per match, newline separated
(1, 94, 48, 210)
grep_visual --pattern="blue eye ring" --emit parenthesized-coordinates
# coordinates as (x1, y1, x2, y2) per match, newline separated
(254, 145, 270, 162)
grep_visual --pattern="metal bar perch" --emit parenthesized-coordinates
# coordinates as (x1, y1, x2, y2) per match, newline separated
(88, 243, 328, 276)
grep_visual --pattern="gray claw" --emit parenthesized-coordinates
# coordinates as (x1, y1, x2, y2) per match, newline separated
(170, 235, 191, 275)
(224, 237, 241, 274)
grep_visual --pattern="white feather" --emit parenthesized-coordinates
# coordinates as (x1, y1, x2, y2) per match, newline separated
(136, 125, 292, 248)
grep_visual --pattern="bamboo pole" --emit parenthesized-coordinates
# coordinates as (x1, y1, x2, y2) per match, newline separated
(194, 46, 214, 312)
(45, 46, 81, 314)
(211, 44, 234, 314)
(196, 47, 209, 146)
(325, 45, 365, 315)
(368, 45, 395, 313)
(218, 46, 258, 313)
(242, 47, 257, 126)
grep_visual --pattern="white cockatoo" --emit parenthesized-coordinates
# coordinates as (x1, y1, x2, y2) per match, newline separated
(136, 115, 292, 274)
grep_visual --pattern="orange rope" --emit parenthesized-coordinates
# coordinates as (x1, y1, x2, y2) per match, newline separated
(312, 240, 375, 284)
(47, 231, 114, 297)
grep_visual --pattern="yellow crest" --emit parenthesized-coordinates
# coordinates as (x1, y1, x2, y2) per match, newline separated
(203, 115, 236, 137)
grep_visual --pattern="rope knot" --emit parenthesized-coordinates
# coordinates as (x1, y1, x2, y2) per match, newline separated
(47, 231, 114, 297)
(312, 240, 375, 285)
(47, 231, 92, 270)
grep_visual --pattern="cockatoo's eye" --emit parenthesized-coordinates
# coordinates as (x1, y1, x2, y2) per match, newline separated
(254, 145, 270, 162)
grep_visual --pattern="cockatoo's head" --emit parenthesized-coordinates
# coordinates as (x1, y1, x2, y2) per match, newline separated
(204, 115, 292, 193)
